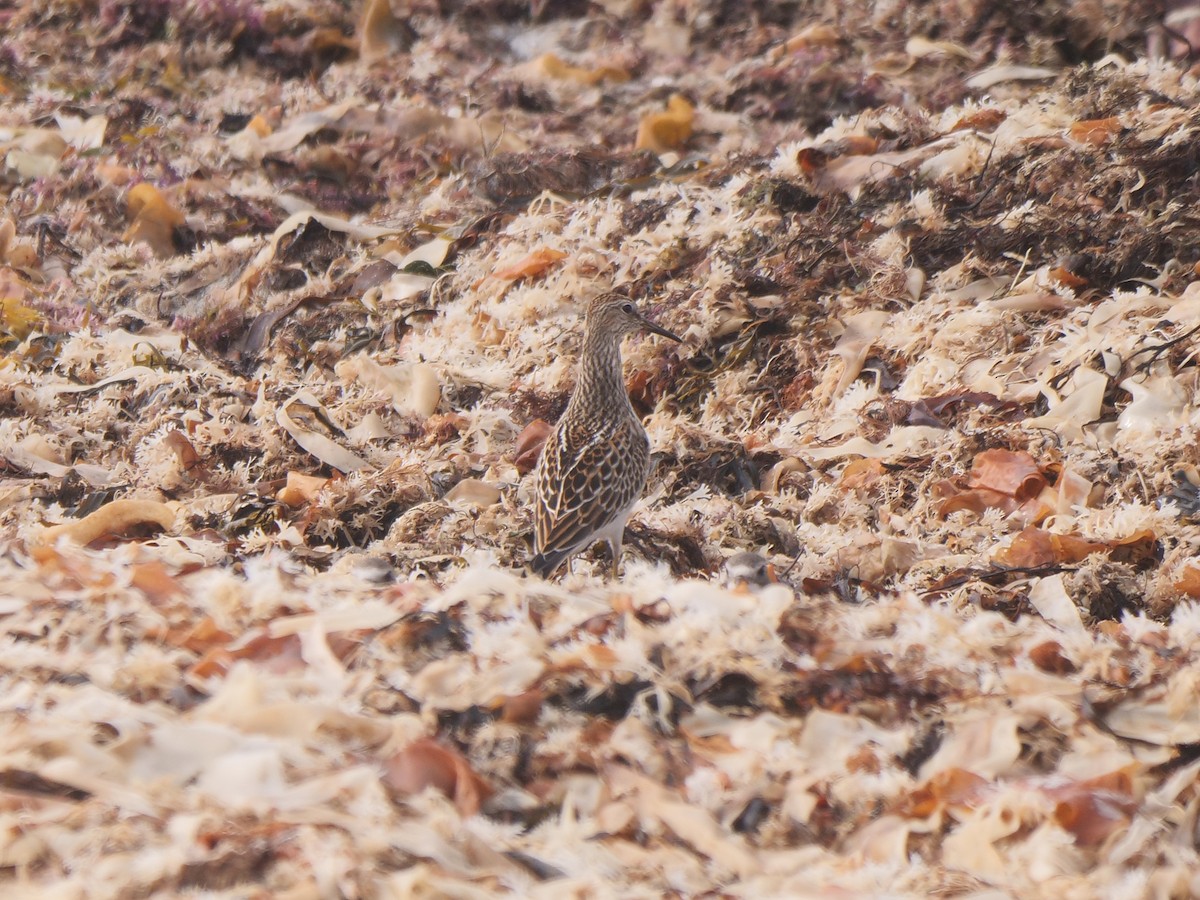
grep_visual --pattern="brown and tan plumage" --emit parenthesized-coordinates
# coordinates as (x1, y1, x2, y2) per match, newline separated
(530, 293, 682, 578)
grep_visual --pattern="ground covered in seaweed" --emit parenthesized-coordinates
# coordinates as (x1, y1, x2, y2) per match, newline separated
(4, 0, 1200, 896)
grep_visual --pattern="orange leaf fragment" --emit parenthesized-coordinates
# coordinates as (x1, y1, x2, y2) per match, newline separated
(635, 94, 694, 154)
(939, 449, 1053, 521)
(1069, 116, 1122, 146)
(167, 616, 234, 653)
(187, 629, 305, 680)
(129, 562, 183, 602)
(383, 738, 492, 816)
(1029, 640, 1077, 675)
(993, 528, 1107, 567)
(1049, 266, 1088, 289)
(532, 52, 629, 85)
(840, 458, 885, 493)
(162, 430, 201, 472)
(1173, 563, 1200, 598)
(492, 247, 568, 282)
(795, 147, 829, 174)
(123, 183, 185, 258)
(513, 418, 552, 473)
(968, 449, 1045, 498)
(359, 0, 414, 62)
(780, 23, 841, 52)
(277, 471, 330, 507)
(244, 114, 272, 138)
(950, 108, 1006, 133)
(499, 687, 545, 724)
(936, 484, 1015, 518)
(899, 767, 987, 818)
(1050, 771, 1137, 846)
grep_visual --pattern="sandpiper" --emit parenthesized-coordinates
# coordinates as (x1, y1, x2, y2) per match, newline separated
(530, 292, 682, 578)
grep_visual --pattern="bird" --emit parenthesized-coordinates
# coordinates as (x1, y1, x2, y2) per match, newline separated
(721, 551, 778, 591)
(530, 292, 682, 578)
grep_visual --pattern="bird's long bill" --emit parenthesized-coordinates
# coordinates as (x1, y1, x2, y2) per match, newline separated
(638, 313, 683, 343)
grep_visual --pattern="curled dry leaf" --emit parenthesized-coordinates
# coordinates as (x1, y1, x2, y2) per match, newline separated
(499, 687, 544, 724)
(359, 0, 416, 62)
(336, 357, 441, 420)
(189, 630, 305, 680)
(839, 458, 885, 493)
(122, 183, 185, 258)
(993, 527, 1156, 568)
(1028, 640, 1077, 675)
(531, 52, 629, 85)
(0, 296, 41, 342)
(1171, 563, 1200, 597)
(937, 449, 1049, 520)
(1049, 771, 1137, 847)
(898, 767, 988, 818)
(762, 457, 803, 493)
(38, 499, 176, 546)
(970, 449, 1043, 497)
(778, 23, 841, 53)
(0, 218, 36, 268)
(635, 94, 694, 154)
(513, 418, 552, 473)
(129, 561, 184, 603)
(444, 478, 502, 506)
(1069, 117, 1122, 146)
(275, 393, 368, 473)
(950, 108, 1006, 132)
(276, 472, 331, 508)
(383, 738, 492, 816)
(491, 247, 568, 282)
(164, 615, 235, 653)
(162, 430, 201, 472)
(905, 36, 975, 61)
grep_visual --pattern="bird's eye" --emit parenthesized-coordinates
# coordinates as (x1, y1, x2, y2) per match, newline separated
(621, 302, 635, 313)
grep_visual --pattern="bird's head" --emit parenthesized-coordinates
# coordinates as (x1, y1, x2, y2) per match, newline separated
(586, 292, 682, 343)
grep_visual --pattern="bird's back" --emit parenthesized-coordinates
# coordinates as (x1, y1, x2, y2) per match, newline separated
(532, 405, 650, 572)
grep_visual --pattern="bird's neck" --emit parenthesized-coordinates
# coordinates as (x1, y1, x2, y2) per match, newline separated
(570, 330, 632, 415)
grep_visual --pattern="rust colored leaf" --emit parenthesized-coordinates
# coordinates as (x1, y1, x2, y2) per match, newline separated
(1049, 266, 1088, 289)
(1050, 771, 1137, 846)
(513, 418, 552, 473)
(899, 768, 987, 818)
(937, 485, 1016, 518)
(1069, 117, 1122, 146)
(951, 108, 1006, 132)
(422, 412, 470, 446)
(1172, 563, 1200, 598)
(532, 52, 629, 85)
(1029, 640, 1077, 675)
(188, 630, 304, 680)
(276, 471, 330, 508)
(635, 94, 694, 154)
(968, 449, 1045, 498)
(993, 528, 1107, 567)
(383, 738, 492, 816)
(166, 615, 235, 653)
(492, 247, 568, 281)
(795, 147, 829, 174)
(129, 561, 184, 602)
(162, 430, 201, 472)
(500, 687, 545, 724)
(123, 183, 185, 258)
(840, 458, 885, 493)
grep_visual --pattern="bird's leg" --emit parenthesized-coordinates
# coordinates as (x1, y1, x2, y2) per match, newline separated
(608, 538, 622, 579)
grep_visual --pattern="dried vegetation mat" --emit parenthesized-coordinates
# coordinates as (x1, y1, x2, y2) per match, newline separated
(4, 0, 1200, 896)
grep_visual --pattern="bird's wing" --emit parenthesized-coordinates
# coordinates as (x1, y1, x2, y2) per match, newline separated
(535, 416, 649, 558)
